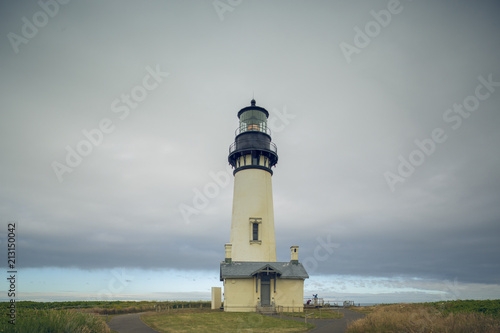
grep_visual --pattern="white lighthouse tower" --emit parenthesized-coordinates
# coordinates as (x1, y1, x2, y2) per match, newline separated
(220, 100, 308, 313)
(227, 99, 278, 262)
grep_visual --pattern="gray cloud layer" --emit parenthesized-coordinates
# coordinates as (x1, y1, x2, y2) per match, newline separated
(1, 1, 499, 287)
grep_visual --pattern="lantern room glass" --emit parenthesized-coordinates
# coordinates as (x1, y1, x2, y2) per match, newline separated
(239, 110, 267, 134)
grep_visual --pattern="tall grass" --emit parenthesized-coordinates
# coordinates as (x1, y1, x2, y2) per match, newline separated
(0, 309, 110, 333)
(347, 302, 500, 333)
(1, 300, 211, 332)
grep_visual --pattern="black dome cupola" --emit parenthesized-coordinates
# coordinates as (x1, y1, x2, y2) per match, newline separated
(228, 100, 278, 175)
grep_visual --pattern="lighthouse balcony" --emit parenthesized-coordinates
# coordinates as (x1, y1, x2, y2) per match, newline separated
(228, 139, 278, 174)
(229, 139, 277, 155)
(228, 138, 278, 169)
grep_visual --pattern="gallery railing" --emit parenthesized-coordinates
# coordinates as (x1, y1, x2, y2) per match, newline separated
(229, 140, 277, 154)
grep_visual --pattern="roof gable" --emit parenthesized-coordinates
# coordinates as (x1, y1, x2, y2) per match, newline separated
(220, 261, 309, 281)
(251, 264, 282, 276)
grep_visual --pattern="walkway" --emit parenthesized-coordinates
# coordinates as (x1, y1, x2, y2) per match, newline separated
(107, 312, 159, 333)
(308, 308, 365, 332)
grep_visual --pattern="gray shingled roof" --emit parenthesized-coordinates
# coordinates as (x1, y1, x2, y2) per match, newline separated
(220, 261, 309, 281)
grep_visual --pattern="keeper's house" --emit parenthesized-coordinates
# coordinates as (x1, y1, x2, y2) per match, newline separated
(221, 246, 308, 312)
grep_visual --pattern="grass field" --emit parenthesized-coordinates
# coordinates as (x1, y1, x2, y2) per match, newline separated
(141, 309, 315, 333)
(2, 300, 210, 314)
(0, 300, 209, 333)
(347, 300, 500, 333)
(0, 308, 111, 333)
(3, 299, 499, 332)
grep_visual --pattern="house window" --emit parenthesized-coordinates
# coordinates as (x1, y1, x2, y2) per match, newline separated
(249, 217, 262, 244)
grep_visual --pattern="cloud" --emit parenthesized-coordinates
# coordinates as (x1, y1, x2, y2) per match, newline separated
(0, 0, 499, 300)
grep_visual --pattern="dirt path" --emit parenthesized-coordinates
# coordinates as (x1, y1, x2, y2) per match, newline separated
(107, 312, 159, 333)
(308, 308, 365, 332)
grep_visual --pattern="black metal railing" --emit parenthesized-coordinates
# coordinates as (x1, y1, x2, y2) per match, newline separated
(229, 140, 277, 154)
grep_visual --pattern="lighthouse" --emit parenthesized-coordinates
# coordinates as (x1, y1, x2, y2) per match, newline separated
(220, 100, 308, 313)
(227, 99, 278, 262)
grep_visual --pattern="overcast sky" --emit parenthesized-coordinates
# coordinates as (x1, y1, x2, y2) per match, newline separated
(1, 0, 499, 303)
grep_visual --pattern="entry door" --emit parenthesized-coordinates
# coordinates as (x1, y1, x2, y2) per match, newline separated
(261, 275, 271, 305)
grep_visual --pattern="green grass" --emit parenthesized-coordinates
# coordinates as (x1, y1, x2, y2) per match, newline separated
(1, 300, 210, 312)
(428, 299, 500, 317)
(0, 301, 210, 333)
(282, 308, 343, 319)
(0, 308, 110, 333)
(141, 309, 315, 332)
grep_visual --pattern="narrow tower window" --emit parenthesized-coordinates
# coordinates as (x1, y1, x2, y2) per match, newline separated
(249, 217, 262, 244)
